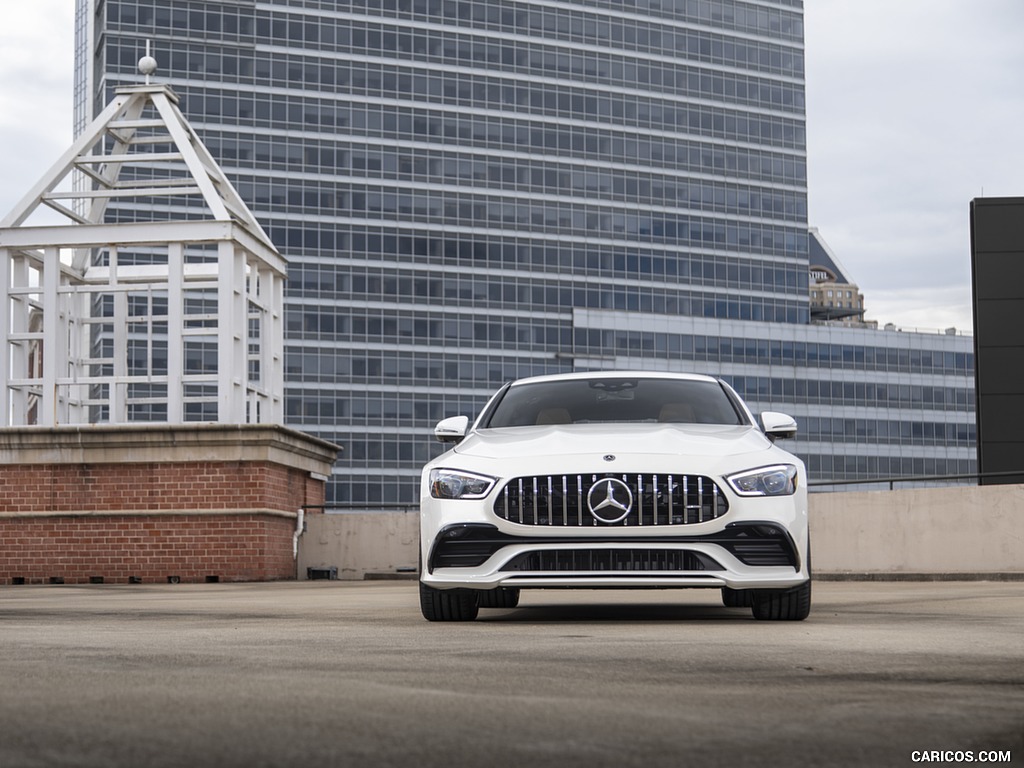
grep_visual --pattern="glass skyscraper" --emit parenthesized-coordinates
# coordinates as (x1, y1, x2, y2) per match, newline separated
(76, 0, 975, 502)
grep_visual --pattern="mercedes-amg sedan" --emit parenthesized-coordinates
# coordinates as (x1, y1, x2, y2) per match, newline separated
(419, 372, 811, 621)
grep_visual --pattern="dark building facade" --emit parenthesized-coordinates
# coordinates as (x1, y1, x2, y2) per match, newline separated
(970, 197, 1024, 484)
(75, 0, 975, 501)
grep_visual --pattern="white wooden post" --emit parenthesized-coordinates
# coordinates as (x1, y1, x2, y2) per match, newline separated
(0, 248, 10, 425)
(166, 243, 184, 422)
(41, 247, 59, 426)
(7, 252, 29, 425)
(269, 268, 284, 423)
(217, 241, 243, 422)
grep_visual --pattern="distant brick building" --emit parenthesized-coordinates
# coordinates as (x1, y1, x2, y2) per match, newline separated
(808, 228, 870, 326)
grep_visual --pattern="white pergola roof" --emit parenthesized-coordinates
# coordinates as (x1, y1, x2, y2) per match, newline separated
(1, 83, 279, 263)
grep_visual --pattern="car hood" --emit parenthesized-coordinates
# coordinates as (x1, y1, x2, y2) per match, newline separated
(452, 423, 775, 462)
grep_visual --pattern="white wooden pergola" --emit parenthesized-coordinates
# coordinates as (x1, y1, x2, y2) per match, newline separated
(0, 82, 285, 426)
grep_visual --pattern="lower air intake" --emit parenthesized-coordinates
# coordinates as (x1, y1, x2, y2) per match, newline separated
(500, 549, 723, 572)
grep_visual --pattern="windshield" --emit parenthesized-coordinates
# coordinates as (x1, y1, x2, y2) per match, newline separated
(483, 378, 746, 428)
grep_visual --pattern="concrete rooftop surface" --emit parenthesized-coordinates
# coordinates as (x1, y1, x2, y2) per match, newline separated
(0, 580, 1021, 768)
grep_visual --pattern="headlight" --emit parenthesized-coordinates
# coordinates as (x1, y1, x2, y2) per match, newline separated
(726, 465, 798, 497)
(429, 469, 496, 500)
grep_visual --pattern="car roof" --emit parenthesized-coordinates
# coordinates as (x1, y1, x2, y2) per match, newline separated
(509, 371, 720, 387)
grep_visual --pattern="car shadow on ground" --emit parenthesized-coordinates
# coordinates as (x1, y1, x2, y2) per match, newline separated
(474, 600, 754, 623)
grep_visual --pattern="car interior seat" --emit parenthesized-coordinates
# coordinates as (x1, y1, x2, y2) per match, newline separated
(658, 402, 696, 423)
(535, 408, 572, 424)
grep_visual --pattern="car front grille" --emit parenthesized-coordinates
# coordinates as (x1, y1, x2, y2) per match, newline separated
(500, 549, 723, 572)
(493, 473, 729, 527)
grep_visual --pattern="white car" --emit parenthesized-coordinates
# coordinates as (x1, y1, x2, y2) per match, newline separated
(419, 371, 811, 621)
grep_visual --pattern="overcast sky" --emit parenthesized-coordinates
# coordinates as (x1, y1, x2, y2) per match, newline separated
(3, 1, 1023, 334)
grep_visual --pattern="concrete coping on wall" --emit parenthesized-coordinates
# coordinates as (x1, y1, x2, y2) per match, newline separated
(0, 423, 340, 476)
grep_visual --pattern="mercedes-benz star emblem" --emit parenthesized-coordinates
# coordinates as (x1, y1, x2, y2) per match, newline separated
(587, 478, 633, 524)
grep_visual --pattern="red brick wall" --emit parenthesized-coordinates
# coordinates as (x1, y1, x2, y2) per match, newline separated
(0, 460, 325, 584)
(0, 461, 309, 513)
(0, 514, 296, 584)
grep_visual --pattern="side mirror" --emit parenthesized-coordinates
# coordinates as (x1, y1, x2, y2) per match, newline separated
(761, 411, 797, 441)
(434, 415, 469, 443)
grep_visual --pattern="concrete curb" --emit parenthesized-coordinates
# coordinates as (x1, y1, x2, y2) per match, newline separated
(362, 572, 1024, 583)
(815, 572, 1024, 582)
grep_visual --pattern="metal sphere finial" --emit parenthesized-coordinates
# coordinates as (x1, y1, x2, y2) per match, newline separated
(139, 56, 158, 77)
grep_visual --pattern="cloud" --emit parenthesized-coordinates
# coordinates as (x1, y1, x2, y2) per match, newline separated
(0, 2, 75, 218)
(864, 285, 974, 335)
(805, 0, 1024, 331)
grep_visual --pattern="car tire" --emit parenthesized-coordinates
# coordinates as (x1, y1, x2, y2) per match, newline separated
(721, 587, 753, 608)
(419, 581, 480, 621)
(477, 587, 521, 609)
(750, 580, 811, 621)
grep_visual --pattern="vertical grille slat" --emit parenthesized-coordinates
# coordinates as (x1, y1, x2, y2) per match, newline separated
(683, 475, 690, 523)
(517, 478, 525, 525)
(667, 474, 674, 525)
(652, 475, 659, 526)
(532, 477, 539, 525)
(562, 475, 568, 526)
(576, 475, 583, 527)
(494, 473, 728, 527)
(636, 474, 643, 527)
(546, 476, 554, 526)
(698, 476, 705, 523)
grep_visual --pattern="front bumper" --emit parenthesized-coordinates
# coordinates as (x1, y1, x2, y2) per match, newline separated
(421, 521, 809, 592)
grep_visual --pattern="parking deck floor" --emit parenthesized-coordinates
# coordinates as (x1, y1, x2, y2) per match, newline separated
(0, 580, 1021, 768)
